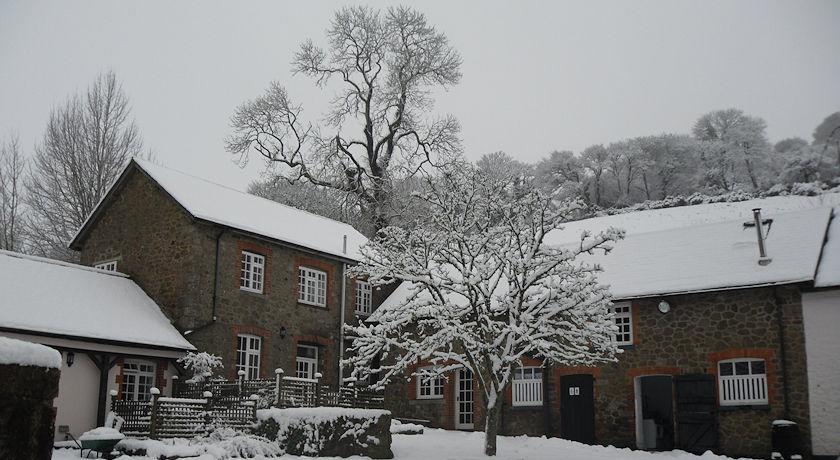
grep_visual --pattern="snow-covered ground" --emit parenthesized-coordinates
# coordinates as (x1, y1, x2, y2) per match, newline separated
(52, 428, 754, 460)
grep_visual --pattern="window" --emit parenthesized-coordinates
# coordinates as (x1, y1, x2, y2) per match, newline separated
(512, 366, 543, 407)
(718, 358, 768, 406)
(95, 260, 118, 272)
(296, 344, 319, 379)
(416, 366, 444, 399)
(612, 303, 633, 346)
(236, 334, 262, 380)
(298, 266, 327, 307)
(355, 280, 372, 315)
(121, 360, 156, 401)
(240, 251, 265, 293)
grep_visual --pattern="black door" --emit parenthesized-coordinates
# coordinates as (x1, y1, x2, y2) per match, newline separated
(674, 374, 719, 453)
(560, 374, 595, 444)
(639, 375, 675, 450)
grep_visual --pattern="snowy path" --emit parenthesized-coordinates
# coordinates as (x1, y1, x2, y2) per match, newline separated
(52, 428, 754, 460)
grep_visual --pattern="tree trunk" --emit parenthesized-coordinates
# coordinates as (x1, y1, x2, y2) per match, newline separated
(484, 398, 502, 456)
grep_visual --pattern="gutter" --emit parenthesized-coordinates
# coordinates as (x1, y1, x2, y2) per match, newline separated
(0, 326, 194, 353)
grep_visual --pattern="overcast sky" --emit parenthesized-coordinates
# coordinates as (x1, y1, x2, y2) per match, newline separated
(2, 0, 838, 189)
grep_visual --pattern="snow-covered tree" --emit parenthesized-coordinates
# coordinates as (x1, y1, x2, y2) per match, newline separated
(177, 351, 224, 383)
(812, 111, 840, 171)
(227, 6, 463, 232)
(344, 166, 623, 456)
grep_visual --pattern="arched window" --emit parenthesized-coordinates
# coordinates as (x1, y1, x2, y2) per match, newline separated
(718, 358, 768, 406)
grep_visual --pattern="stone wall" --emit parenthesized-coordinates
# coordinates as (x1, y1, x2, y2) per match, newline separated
(385, 286, 812, 459)
(0, 364, 60, 460)
(77, 167, 364, 388)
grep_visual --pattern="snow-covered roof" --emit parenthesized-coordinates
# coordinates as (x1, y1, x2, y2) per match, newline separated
(379, 195, 840, 309)
(0, 250, 195, 351)
(71, 159, 368, 261)
(814, 207, 840, 288)
(0, 336, 62, 368)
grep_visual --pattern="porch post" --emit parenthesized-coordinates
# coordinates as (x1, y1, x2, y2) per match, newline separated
(88, 353, 118, 426)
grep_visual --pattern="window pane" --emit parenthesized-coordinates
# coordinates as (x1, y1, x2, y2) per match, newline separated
(750, 360, 765, 375)
(734, 361, 750, 375)
(719, 362, 733, 376)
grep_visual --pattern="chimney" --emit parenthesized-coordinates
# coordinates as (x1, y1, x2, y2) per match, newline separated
(750, 208, 772, 266)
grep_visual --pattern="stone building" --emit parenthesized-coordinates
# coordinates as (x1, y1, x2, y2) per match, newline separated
(380, 198, 840, 459)
(70, 159, 379, 388)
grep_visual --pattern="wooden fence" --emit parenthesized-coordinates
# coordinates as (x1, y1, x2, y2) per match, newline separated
(111, 368, 383, 439)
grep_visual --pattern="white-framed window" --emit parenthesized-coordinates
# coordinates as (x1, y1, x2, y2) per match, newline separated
(296, 344, 319, 379)
(416, 366, 444, 399)
(240, 251, 265, 293)
(355, 280, 372, 315)
(718, 358, 768, 406)
(512, 366, 543, 407)
(95, 260, 118, 272)
(612, 303, 633, 346)
(236, 334, 262, 380)
(121, 360, 156, 401)
(298, 266, 327, 307)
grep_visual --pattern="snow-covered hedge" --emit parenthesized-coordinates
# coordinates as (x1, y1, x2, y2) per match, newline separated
(0, 337, 61, 368)
(117, 428, 281, 459)
(255, 407, 393, 459)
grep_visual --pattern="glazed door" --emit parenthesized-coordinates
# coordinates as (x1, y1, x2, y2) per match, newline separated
(560, 374, 595, 444)
(455, 368, 475, 429)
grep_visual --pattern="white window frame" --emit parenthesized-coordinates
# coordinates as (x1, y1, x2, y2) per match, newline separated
(298, 266, 327, 307)
(121, 360, 156, 401)
(718, 358, 768, 406)
(296, 344, 319, 379)
(355, 280, 372, 315)
(236, 334, 262, 380)
(416, 366, 444, 400)
(512, 366, 543, 407)
(240, 251, 265, 294)
(95, 260, 118, 272)
(611, 303, 633, 346)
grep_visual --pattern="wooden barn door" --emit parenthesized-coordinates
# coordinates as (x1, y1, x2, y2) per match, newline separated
(674, 374, 719, 453)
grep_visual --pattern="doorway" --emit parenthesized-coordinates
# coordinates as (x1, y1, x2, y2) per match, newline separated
(455, 368, 474, 429)
(560, 374, 595, 443)
(634, 375, 675, 450)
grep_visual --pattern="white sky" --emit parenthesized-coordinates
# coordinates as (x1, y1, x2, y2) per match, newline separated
(1, 0, 839, 189)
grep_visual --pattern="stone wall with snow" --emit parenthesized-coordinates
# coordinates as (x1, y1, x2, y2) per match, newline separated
(0, 337, 61, 460)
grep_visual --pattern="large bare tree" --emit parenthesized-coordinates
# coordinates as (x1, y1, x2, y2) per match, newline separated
(0, 134, 26, 251)
(227, 6, 463, 231)
(26, 71, 143, 261)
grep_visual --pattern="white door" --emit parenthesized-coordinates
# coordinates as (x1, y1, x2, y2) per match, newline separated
(455, 368, 475, 429)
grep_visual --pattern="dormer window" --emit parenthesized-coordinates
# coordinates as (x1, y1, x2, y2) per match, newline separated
(95, 260, 118, 272)
(240, 251, 265, 293)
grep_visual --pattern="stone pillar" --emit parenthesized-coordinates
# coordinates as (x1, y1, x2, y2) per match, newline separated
(0, 363, 60, 460)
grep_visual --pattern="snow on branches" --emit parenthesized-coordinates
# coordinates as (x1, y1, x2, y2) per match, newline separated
(343, 167, 624, 455)
(177, 351, 224, 383)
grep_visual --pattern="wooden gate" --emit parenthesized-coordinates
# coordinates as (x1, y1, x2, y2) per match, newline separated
(674, 374, 719, 453)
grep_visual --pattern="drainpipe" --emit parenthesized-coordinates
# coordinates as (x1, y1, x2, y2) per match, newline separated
(338, 235, 348, 387)
(184, 230, 223, 337)
(773, 287, 791, 419)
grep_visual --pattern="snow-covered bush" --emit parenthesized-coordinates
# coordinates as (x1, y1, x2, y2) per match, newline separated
(117, 428, 281, 459)
(177, 351, 223, 383)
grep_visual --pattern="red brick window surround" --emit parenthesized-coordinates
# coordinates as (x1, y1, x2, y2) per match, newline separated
(611, 302, 633, 346)
(236, 241, 272, 295)
(708, 348, 776, 406)
(293, 256, 336, 309)
(231, 325, 271, 379)
(293, 335, 332, 381)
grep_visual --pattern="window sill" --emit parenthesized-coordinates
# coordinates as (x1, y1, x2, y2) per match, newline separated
(298, 300, 327, 309)
(239, 287, 265, 297)
(511, 404, 544, 411)
(415, 395, 444, 401)
(719, 404, 770, 412)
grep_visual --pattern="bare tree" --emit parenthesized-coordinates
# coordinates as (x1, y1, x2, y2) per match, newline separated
(227, 6, 463, 231)
(0, 134, 26, 251)
(26, 71, 143, 261)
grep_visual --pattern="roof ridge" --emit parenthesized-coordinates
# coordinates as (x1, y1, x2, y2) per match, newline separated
(0, 249, 128, 278)
(134, 158, 361, 233)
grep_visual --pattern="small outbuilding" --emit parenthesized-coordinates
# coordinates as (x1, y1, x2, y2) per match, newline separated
(0, 250, 195, 442)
